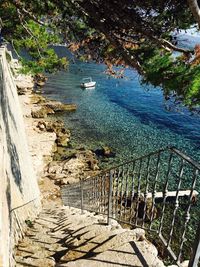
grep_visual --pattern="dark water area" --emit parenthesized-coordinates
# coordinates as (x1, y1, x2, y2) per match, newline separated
(42, 59, 200, 166)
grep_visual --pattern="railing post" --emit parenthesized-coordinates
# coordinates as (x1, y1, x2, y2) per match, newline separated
(188, 220, 200, 267)
(107, 170, 113, 225)
(80, 179, 84, 214)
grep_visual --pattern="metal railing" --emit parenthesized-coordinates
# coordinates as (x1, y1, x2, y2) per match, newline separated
(61, 147, 200, 267)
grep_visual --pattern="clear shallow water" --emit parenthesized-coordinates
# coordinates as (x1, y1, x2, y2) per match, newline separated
(43, 61, 200, 165)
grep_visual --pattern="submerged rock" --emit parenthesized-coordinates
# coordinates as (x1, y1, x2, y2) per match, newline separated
(94, 146, 116, 158)
(31, 93, 77, 113)
(46, 120, 65, 133)
(36, 120, 64, 132)
(55, 147, 77, 161)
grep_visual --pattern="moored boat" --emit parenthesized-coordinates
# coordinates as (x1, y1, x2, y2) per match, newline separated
(81, 77, 96, 88)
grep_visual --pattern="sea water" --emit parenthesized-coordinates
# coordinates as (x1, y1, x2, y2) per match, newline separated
(43, 61, 200, 166)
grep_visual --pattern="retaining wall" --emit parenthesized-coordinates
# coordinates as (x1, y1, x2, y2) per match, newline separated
(0, 47, 41, 267)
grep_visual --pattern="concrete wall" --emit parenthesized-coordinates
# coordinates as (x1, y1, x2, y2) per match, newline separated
(0, 47, 41, 267)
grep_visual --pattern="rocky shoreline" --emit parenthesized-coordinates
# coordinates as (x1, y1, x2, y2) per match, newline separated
(14, 69, 100, 206)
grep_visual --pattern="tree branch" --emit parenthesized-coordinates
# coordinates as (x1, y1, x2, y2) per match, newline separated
(187, 0, 200, 29)
(12, 0, 46, 26)
(159, 39, 193, 54)
(17, 10, 43, 58)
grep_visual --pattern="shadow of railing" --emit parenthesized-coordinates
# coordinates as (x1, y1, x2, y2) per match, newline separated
(61, 147, 200, 267)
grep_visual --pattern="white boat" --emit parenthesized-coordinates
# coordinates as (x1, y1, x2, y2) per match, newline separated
(81, 77, 96, 88)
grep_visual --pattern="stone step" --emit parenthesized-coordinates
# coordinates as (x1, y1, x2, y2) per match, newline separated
(15, 256, 56, 267)
(60, 228, 145, 262)
(59, 239, 165, 267)
(14, 206, 166, 267)
(65, 223, 118, 246)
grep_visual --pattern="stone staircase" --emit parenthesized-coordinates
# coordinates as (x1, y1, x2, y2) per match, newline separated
(14, 205, 165, 267)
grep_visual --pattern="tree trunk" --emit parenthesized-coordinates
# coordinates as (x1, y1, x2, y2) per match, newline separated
(187, 0, 200, 29)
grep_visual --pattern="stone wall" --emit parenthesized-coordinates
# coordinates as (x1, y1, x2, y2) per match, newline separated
(0, 47, 41, 267)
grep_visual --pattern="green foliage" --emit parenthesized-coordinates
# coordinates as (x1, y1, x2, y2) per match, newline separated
(12, 21, 68, 74)
(25, 219, 34, 228)
(185, 66, 200, 105)
(20, 54, 68, 75)
(0, 0, 200, 105)
(6, 52, 11, 62)
(136, 45, 200, 106)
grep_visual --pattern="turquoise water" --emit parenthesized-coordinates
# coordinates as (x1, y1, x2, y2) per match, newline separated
(43, 61, 200, 165)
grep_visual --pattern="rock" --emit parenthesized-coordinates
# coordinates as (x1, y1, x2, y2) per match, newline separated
(48, 161, 63, 174)
(34, 73, 48, 87)
(60, 103, 77, 111)
(16, 81, 34, 94)
(15, 74, 34, 95)
(56, 128, 71, 147)
(38, 122, 46, 131)
(94, 146, 116, 158)
(44, 100, 77, 112)
(35, 73, 48, 81)
(52, 143, 57, 153)
(43, 147, 100, 186)
(30, 94, 46, 104)
(103, 146, 116, 157)
(87, 158, 99, 171)
(61, 177, 78, 185)
(31, 107, 54, 118)
(41, 120, 65, 133)
(77, 149, 100, 172)
(36, 81, 46, 87)
(137, 198, 158, 221)
(55, 147, 77, 161)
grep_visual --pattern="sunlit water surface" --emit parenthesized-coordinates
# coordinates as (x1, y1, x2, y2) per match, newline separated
(43, 61, 200, 166)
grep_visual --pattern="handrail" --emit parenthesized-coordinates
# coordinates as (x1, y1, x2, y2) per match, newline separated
(83, 146, 169, 181)
(61, 147, 200, 266)
(170, 147, 200, 170)
(10, 198, 38, 213)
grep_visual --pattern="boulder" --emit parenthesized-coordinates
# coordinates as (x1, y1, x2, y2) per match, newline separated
(76, 149, 100, 172)
(36, 81, 45, 87)
(30, 94, 46, 104)
(94, 146, 116, 158)
(87, 157, 99, 171)
(56, 128, 71, 147)
(34, 73, 48, 87)
(16, 80, 34, 95)
(37, 121, 46, 131)
(44, 148, 100, 186)
(31, 107, 54, 118)
(37, 120, 65, 132)
(44, 100, 77, 112)
(37, 120, 65, 133)
(56, 135, 70, 147)
(48, 164, 63, 175)
(15, 74, 34, 95)
(55, 147, 77, 161)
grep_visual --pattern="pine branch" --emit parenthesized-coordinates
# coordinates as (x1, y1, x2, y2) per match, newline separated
(12, 0, 46, 26)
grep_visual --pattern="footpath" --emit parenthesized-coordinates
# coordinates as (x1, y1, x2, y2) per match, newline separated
(14, 204, 166, 267)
